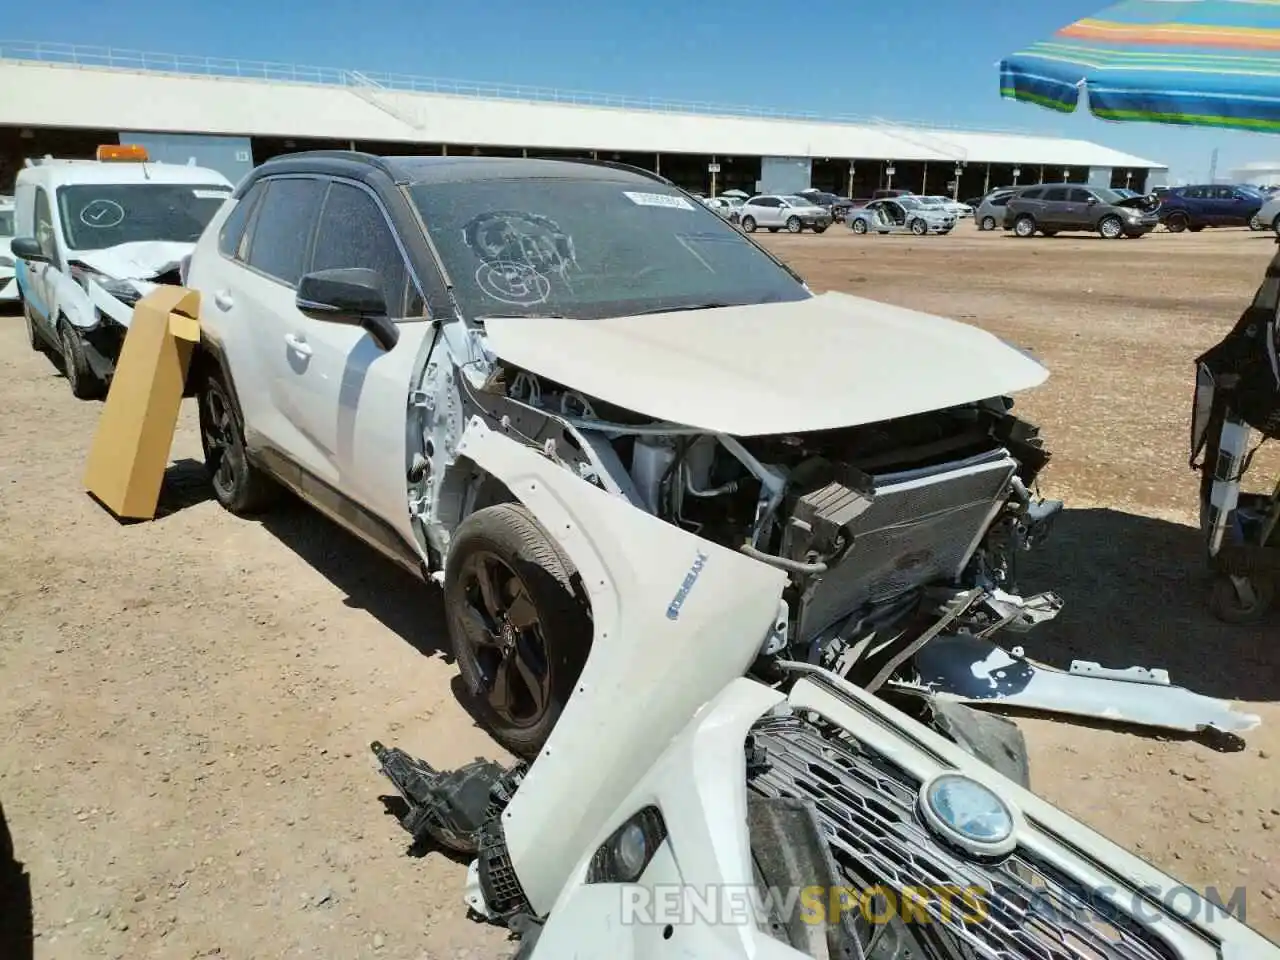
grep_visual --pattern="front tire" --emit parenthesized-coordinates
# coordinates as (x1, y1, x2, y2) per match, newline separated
(851, 218, 868, 234)
(740, 215, 757, 233)
(1251, 215, 1265, 231)
(59, 321, 102, 400)
(197, 372, 278, 515)
(811, 224, 828, 234)
(1013, 215, 1036, 238)
(444, 503, 592, 759)
(1098, 215, 1124, 239)
(786, 216, 803, 233)
(909, 218, 927, 236)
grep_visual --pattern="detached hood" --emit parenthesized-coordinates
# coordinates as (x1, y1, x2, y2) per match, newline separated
(482, 292, 1048, 436)
(70, 240, 194, 280)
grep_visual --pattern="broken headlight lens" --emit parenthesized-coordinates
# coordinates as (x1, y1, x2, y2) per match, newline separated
(586, 806, 667, 884)
(71, 264, 141, 306)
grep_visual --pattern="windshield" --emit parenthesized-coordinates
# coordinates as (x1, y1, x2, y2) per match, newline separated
(898, 197, 923, 209)
(56, 183, 231, 251)
(1238, 184, 1264, 197)
(409, 178, 809, 321)
(782, 195, 816, 207)
(0, 208, 13, 238)
(917, 197, 945, 206)
(1087, 187, 1127, 204)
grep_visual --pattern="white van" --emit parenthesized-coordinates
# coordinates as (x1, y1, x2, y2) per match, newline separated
(11, 145, 233, 398)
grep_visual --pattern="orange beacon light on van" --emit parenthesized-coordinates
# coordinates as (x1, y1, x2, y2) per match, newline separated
(97, 144, 149, 162)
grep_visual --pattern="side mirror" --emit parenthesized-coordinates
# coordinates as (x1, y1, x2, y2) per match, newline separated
(11, 237, 49, 263)
(1086, 196, 1098, 204)
(296, 267, 399, 352)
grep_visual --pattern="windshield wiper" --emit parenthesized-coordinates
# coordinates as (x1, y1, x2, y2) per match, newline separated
(629, 302, 737, 316)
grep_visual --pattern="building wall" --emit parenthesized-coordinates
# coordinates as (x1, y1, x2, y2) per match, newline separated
(758, 157, 811, 194)
(118, 131, 254, 185)
(1087, 166, 1112, 188)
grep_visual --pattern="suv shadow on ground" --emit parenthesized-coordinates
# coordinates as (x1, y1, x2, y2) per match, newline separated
(1017, 507, 1277, 704)
(258, 499, 453, 662)
(0, 801, 33, 960)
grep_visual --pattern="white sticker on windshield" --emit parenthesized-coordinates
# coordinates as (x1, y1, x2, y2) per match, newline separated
(192, 189, 231, 199)
(623, 191, 694, 211)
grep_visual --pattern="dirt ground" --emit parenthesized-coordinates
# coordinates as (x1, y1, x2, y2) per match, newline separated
(1, 224, 1278, 958)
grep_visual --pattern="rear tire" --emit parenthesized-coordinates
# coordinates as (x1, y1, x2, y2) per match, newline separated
(59, 321, 103, 400)
(980, 215, 996, 231)
(197, 371, 278, 515)
(811, 224, 827, 234)
(445, 503, 592, 759)
(1013, 215, 1036, 238)
(1165, 212, 1188, 233)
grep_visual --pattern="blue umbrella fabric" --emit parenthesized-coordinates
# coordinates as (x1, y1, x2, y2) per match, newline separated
(1001, 0, 1280, 131)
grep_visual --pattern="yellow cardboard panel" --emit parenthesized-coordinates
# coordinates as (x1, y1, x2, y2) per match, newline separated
(83, 287, 202, 520)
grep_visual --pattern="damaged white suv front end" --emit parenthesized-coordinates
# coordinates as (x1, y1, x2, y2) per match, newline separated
(373, 425, 1278, 959)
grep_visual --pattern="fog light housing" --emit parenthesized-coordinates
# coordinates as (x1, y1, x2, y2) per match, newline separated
(586, 806, 667, 883)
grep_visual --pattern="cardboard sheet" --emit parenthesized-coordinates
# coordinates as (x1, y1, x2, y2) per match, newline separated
(83, 287, 201, 520)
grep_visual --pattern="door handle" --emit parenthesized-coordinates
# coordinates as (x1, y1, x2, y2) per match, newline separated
(213, 290, 234, 310)
(284, 333, 312, 358)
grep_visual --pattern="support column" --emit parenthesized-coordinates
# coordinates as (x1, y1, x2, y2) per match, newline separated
(847, 162, 855, 198)
(983, 163, 991, 195)
(921, 162, 928, 194)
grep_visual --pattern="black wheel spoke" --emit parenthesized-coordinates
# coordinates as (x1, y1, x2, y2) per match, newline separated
(512, 646, 547, 717)
(489, 652, 516, 714)
(505, 586, 539, 632)
(476, 561, 506, 621)
(462, 600, 501, 647)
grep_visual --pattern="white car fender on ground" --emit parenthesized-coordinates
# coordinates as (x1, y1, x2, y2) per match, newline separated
(452, 417, 788, 915)
(527, 678, 805, 959)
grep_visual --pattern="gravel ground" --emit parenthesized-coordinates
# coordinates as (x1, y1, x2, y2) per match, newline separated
(0, 223, 1278, 958)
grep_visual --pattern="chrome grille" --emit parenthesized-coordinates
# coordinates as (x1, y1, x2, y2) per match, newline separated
(748, 717, 1174, 960)
(797, 451, 1017, 640)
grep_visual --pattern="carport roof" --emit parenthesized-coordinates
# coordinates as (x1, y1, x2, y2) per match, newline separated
(0, 46, 1167, 170)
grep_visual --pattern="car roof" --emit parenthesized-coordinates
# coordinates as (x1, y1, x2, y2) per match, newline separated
(251, 150, 669, 189)
(16, 159, 231, 188)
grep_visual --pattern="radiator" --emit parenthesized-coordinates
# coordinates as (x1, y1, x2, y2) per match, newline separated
(796, 449, 1017, 641)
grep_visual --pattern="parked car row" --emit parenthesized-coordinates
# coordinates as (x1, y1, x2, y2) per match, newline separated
(971, 181, 1272, 239)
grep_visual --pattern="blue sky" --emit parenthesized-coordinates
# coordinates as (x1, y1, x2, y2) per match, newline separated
(8, 0, 1276, 181)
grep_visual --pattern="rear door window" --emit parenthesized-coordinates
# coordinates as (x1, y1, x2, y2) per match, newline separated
(1041, 187, 1069, 202)
(218, 181, 266, 260)
(1020, 187, 1045, 200)
(1067, 188, 1094, 203)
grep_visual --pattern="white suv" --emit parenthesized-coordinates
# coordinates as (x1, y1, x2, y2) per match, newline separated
(184, 151, 1058, 760)
(737, 194, 832, 234)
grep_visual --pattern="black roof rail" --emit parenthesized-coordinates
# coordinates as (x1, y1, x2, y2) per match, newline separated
(264, 149, 396, 176)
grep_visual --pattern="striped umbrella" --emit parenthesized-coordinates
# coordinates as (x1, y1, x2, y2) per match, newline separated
(1000, 0, 1280, 132)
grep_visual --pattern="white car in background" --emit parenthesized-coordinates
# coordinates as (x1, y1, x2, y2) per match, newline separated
(738, 194, 833, 233)
(11, 145, 233, 398)
(921, 195, 973, 219)
(0, 196, 16, 303)
(701, 195, 744, 223)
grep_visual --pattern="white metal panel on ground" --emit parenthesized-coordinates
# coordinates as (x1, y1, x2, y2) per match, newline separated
(0, 60, 1166, 170)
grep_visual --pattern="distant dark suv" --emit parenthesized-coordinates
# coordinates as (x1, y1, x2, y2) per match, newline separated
(1003, 184, 1160, 239)
(1156, 183, 1265, 232)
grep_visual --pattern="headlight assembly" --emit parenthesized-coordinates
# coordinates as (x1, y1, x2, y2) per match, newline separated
(586, 806, 668, 883)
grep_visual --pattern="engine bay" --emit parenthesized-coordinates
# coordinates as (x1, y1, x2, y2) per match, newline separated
(493, 365, 1059, 664)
